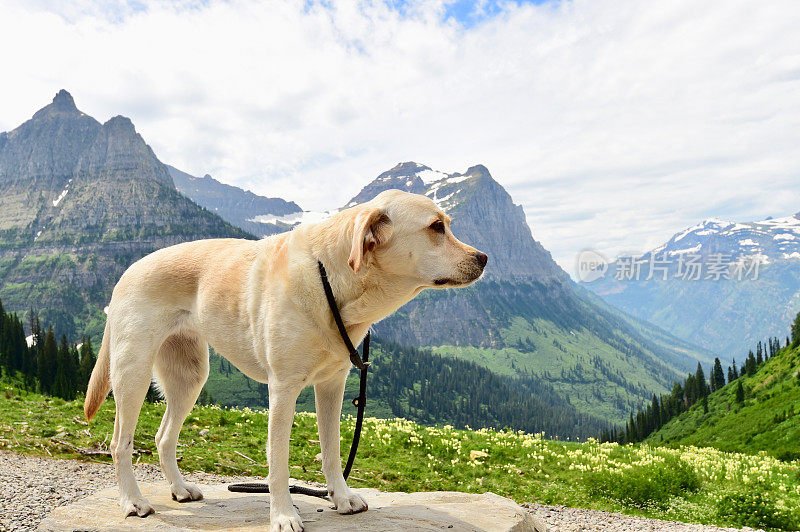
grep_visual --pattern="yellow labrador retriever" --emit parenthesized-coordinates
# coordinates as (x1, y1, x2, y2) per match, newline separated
(84, 189, 487, 532)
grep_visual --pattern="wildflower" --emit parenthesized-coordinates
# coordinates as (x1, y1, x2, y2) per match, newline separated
(470, 450, 489, 461)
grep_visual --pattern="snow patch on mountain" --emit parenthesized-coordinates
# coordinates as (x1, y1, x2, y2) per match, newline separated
(674, 222, 707, 242)
(431, 191, 455, 208)
(667, 244, 701, 256)
(426, 175, 472, 200)
(52, 178, 72, 207)
(642, 210, 800, 266)
(248, 210, 334, 226)
(416, 168, 448, 184)
(760, 215, 800, 228)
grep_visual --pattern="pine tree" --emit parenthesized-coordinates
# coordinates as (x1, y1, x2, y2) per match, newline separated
(78, 337, 96, 394)
(145, 381, 160, 403)
(792, 311, 800, 347)
(746, 350, 756, 376)
(651, 394, 660, 429)
(37, 328, 58, 394)
(712, 358, 725, 391)
(735, 380, 745, 403)
(685, 374, 697, 406)
(22, 313, 42, 389)
(0, 313, 26, 374)
(52, 335, 78, 400)
(627, 412, 635, 443)
(695, 363, 710, 398)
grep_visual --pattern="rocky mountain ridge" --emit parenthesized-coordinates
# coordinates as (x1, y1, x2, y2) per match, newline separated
(339, 161, 712, 422)
(345, 161, 566, 282)
(584, 212, 800, 357)
(0, 91, 712, 424)
(0, 90, 249, 336)
(647, 213, 800, 263)
(168, 165, 301, 237)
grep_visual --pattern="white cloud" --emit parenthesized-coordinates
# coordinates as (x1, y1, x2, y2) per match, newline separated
(2, 0, 800, 272)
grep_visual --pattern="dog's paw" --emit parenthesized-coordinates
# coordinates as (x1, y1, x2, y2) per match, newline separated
(332, 488, 368, 515)
(270, 508, 304, 532)
(171, 482, 204, 502)
(121, 496, 155, 518)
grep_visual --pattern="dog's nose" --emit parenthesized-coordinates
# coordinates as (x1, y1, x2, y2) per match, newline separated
(475, 251, 488, 268)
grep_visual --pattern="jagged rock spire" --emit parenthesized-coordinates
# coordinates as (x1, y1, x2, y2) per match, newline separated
(32, 90, 80, 119)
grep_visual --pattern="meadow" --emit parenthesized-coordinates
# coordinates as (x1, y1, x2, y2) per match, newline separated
(1, 381, 798, 531)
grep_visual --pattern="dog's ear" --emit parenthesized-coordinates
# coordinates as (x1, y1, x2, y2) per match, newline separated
(348, 207, 392, 273)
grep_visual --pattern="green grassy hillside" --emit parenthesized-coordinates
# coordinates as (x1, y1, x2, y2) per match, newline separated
(650, 343, 800, 456)
(432, 315, 681, 424)
(204, 339, 605, 440)
(205, 350, 391, 419)
(2, 379, 799, 530)
(379, 279, 710, 425)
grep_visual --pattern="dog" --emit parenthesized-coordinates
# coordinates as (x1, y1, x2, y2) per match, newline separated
(84, 189, 487, 532)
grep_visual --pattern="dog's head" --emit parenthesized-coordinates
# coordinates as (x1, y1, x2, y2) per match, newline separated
(346, 190, 487, 288)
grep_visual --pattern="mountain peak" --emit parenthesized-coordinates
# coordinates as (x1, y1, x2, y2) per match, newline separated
(74, 114, 173, 188)
(392, 161, 429, 173)
(344, 162, 429, 207)
(465, 164, 491, 178)
(32, 90, 81, 119)
(104, 115, 135, 131)
(343, 163, 565, 282)
(53, 89, 76, 109)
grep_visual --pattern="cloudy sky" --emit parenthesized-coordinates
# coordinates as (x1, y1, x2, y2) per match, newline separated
(2, 0, 800, 273)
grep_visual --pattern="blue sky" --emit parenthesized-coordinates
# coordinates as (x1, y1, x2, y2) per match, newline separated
(440, 0, 552, 28)
(2, 0, 800, 272)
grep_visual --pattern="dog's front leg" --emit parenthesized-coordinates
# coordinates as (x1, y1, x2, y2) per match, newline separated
(315, 370, 368, 514)
(268, 384, 304, 532)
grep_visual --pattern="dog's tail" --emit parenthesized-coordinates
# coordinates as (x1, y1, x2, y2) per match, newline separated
(85, 319, 112, 422)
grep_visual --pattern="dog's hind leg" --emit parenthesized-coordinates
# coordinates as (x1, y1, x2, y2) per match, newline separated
(110, 339, 157, 518)
(153, 333, 209, 502)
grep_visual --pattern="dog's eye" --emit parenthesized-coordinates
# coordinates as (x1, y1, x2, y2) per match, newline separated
(429, 220, 445, 234)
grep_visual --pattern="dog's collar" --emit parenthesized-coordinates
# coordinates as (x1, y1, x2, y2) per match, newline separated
(317, 261, 370, 371)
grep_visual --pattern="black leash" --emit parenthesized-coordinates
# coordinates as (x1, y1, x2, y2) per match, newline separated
(228, 261, 370, 498)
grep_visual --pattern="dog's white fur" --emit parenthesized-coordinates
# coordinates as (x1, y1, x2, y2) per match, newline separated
(84, 190, 486, 532)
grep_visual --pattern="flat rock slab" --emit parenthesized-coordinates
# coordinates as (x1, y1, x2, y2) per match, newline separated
(39, 482, 536, 531)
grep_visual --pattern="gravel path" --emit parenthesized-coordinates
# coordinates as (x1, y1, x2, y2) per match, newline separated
(0, 451, 256, 531)
(0, 451, 763, 532)
(522, 503, 763, 532)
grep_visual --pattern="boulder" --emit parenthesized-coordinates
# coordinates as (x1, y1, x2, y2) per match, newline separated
(38, 481, 536, 531)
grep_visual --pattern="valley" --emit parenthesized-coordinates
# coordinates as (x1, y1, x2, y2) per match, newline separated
(0, 91, 716, 428)
(586, 215, 800, 358)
